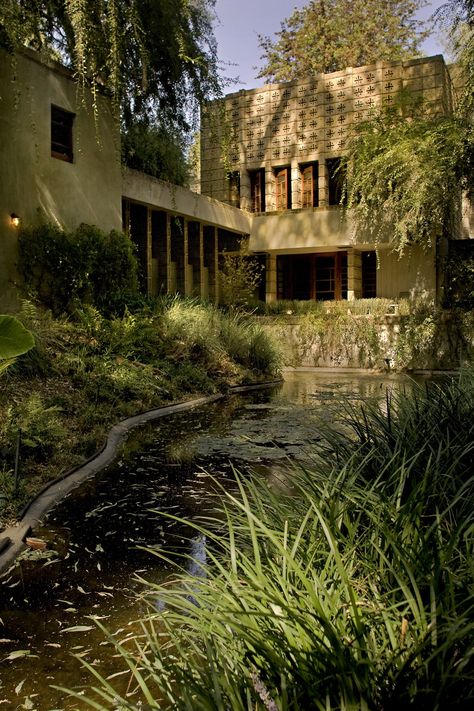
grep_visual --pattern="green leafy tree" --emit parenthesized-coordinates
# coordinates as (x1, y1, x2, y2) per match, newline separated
(0, 1, 221, 180)
(437, 0, 474, 112)
(344, 102, 473, 255)
(343, 2, 474, 258)
(258, 0, 429, 82)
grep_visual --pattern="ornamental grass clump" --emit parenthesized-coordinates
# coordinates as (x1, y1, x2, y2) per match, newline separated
(66, 370, 474, 710)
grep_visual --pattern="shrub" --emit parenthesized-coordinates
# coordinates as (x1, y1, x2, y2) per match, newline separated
(18, 223, 138, 314)
(219, 242, 264, 308)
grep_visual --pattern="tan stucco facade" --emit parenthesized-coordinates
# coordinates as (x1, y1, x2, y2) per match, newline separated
(200, 55, 449, 303)
(0, 50, 450, 309)
(123, 169, 252, 234)
(0, 48, 122, 309)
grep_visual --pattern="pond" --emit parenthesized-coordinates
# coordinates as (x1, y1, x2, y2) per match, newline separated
(0, 370, 419, 709)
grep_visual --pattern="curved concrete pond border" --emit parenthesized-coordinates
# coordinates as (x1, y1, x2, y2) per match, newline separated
(0, 381, 282, 576)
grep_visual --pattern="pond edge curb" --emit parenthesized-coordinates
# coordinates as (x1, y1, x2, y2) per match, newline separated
(0, 380, 282, 577)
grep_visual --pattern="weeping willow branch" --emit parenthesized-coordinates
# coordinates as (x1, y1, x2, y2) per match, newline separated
(343, 101, 474, 256)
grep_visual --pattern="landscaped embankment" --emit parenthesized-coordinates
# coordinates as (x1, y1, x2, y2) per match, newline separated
(0, 298, 280, 526)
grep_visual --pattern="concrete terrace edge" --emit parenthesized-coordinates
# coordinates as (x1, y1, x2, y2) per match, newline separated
(0, 381, 282, 577)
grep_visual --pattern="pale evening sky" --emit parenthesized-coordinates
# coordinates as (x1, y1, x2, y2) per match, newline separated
(213, 0, 450, 91)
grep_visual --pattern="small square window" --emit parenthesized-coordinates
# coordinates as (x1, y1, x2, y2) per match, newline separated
(51, 105, 75, 162)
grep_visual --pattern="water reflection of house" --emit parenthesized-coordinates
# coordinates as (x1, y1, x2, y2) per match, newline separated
(0, 48, 470, 311)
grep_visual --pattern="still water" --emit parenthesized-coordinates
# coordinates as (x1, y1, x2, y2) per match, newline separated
(0, 371, 416, 709)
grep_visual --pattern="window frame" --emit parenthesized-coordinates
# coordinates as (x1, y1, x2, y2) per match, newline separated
(51, 105, 75, 163)
(274, 166, 291, 211)
(249, 168, 265, 213)
(300, 161, 319, 208)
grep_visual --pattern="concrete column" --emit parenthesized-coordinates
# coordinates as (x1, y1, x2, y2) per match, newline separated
(291, 159, 300, 209)
(265, 253, 277, 302)
(319, 161, 328, 207)
(347, 249, 362, 300)
(146, 207, 153, 296)
(240, 170, 251, 212)
(166, 213, 173, 293)
(183, 219, 192, 296)
(199, 223, 205, 299)
(265, 167, 274, 212)
(214, 226, 219, 304)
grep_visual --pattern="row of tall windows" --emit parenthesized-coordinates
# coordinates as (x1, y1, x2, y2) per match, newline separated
(242, 158, 345, 213)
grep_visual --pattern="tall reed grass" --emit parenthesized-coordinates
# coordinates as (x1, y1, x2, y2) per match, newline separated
(64, 370, 474, 710)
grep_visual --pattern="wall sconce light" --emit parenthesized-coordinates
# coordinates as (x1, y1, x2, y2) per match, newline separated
(10, 213, 20, 227)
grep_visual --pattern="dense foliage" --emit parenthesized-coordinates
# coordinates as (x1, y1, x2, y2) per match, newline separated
(340, 0, 474, 256)
(0, 0, 220, 181)
(69, 368, 474, 709)
(18, 223, 139, 314)
(438, 0, 474, 112)
(0, 299, 280, 519)
(343, 102, 473, 254)
(257, 0, 428, 82)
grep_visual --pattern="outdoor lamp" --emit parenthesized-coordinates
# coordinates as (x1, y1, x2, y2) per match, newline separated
(10, 213, 20, 227)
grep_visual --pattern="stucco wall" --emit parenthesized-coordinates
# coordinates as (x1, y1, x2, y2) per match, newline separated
(122, 168, 252, 233)
(250, 207, 350, 251)
(376, 245, 437, 299)
(0, 48, 122, 310)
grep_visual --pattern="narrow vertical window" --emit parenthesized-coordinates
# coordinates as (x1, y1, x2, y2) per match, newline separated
(327, 157, 346, 206)
(249, 169, 265, 212)
(51, 105, 75, 162)
(301, 162, 319, 208)
(275, 167, 291, 210)
(227, 171, 240, 208)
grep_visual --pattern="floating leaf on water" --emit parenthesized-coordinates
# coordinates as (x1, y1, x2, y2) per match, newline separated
(44, 643, 61, 648)
(77, 586, 88, 594)
(14, 679, 25, 695)
(64, 608, 77, 613)
(60, 625, 94, 634)
(3, 650, 35, 661)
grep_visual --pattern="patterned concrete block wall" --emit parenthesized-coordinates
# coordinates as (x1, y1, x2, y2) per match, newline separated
(200, 56, 451, 211)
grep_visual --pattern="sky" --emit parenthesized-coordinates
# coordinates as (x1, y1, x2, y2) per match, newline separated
(213, 0, 450, 91)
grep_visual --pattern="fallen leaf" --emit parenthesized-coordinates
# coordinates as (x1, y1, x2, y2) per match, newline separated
(60, 626, 94, 634)
(3, 650, 35, 662)
(14, 679, 25, 695)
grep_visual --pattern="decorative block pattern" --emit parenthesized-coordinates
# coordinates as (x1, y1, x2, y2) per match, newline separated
(200, 56, 450, 206)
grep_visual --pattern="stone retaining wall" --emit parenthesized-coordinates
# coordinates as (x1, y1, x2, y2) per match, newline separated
(260, 312, 474, 370)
